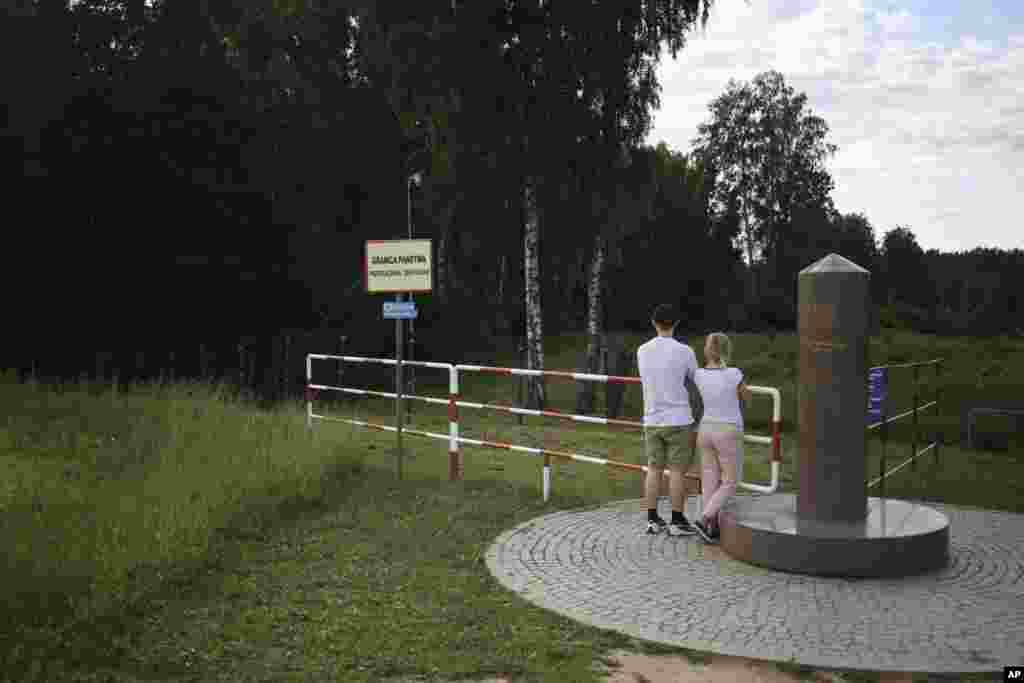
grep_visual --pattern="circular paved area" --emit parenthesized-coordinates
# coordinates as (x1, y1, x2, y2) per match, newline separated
(484, 496, 1024, 674)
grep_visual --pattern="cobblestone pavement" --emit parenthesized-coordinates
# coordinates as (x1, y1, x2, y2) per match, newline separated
(484, 497, 1024, 674)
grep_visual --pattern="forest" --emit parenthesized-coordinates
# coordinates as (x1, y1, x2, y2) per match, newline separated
(5, 1, 1022, 406)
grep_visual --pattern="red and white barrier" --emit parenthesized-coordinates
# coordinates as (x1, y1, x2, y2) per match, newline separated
(306, 354, 783, 503)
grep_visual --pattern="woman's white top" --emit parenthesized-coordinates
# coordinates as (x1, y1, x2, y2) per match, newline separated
(694, 366, 744, 429)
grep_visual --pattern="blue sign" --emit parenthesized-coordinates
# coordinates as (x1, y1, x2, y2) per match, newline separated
(383, 301, 417, 319)
(867, 367, 887, 425)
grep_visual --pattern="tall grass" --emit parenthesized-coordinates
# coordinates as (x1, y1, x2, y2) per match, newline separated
(0, 372, 364, 657)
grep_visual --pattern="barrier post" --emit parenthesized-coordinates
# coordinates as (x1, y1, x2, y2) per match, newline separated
(911, 365, 919, 489)
(879, 396, 888, 501)
(543, 454, 551, 502)
(935, 360, 941, 467)
(449, 365, 460, 481)
(306, 354, 313, 433)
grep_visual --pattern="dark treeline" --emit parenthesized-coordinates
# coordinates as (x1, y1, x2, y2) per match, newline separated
(4, 1, 1021, 405)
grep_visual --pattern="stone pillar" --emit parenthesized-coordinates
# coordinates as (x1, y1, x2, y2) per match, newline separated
(797, 253, 871, 524)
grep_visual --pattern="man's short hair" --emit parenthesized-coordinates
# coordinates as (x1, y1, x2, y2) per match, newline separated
(651, 304, 678, 328)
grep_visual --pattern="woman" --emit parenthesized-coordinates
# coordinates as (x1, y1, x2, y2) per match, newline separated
(693, 332, 752, 543)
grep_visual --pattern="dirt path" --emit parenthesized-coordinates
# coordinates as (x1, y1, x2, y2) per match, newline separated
(595, 650, 913, 683)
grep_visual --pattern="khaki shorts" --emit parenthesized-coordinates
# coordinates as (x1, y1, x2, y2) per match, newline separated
(644, 424, 695, 469)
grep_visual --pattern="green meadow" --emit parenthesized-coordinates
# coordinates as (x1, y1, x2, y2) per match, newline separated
(0, 330, 1020, 682)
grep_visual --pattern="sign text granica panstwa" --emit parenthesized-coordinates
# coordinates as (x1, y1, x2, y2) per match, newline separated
(365, 240, 433, 293)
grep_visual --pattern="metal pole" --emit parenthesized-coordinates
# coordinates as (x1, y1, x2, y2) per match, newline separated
(912, 365, 919, 490)
(935, 360, 941, 467)
(396, 294, 404, 480)
(407, 174, 415, 424)
(306, 354, 313, 433)
(879, 397, 887, 501)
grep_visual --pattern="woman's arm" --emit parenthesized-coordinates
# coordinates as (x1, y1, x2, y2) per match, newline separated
(737, 381, 753, 402)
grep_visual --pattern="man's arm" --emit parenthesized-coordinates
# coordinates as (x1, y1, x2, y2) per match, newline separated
(685, 355, 702, 425)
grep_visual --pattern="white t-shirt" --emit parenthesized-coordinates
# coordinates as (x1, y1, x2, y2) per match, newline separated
(636, 336, 698, 427)
(694, 367, 745, 429)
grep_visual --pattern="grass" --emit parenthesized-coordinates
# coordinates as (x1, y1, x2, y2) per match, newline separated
(0, 328, 1020, 682)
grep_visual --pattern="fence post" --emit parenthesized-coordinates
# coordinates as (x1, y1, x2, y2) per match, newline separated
(543, 453, 551, 502)
(879, 395, 888, 501)
(406, 324, 415, 423)
(450, 365, 462, 480)
(911, 365, 919, 491)
(338, 335, 347, 397)
(306, 354, 313, 433)
(935, 360, 941, 467)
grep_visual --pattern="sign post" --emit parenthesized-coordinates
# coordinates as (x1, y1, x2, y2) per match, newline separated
(395, 295, 404, 480)
(367, 240, 432, 480)
(383, 299, 417, 479)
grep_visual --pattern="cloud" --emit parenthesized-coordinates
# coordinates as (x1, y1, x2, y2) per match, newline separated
(647, 0, 1024, 252)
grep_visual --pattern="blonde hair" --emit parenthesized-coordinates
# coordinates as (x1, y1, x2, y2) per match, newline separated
(706, 332, 732, 368)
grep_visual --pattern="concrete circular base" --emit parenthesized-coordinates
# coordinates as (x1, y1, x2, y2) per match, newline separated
(720, 494, 950, 577)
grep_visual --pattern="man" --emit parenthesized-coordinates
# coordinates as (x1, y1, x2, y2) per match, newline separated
(636, 304, 699, 535)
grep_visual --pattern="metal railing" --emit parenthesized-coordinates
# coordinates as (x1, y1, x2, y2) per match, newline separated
(866, 359, 943, 498)
(306, 354, 783, 505)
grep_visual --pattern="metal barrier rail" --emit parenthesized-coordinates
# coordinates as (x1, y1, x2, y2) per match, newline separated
(865, 359, 943, 498)
(306, 354, 783, 503)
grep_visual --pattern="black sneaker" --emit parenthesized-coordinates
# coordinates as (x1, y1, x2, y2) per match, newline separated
(645, 518, 667, 534)
(693, 519, 717, 544)
(667, 517, 696, 536)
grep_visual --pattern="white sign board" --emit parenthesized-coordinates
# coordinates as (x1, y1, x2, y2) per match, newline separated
(365, 240, 433, 294)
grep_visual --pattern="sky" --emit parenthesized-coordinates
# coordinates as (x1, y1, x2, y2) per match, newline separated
(644, 0, 1024, 254)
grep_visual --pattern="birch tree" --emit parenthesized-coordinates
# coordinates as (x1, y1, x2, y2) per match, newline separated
(692, 70, 838, 300)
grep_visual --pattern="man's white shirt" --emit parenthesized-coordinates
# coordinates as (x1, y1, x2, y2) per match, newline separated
(637, 336, 698, 427)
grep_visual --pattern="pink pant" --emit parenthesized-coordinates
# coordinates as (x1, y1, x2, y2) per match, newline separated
(697, 422, 742, 525)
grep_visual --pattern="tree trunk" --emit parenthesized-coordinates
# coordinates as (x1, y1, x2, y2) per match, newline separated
(743, 196, 758, 302)
(523, 176, 546, 410)
(494, 253, 508, 332)
(436, 226, 448, 305)
(435, 197, 458, 305)
(576, 232, 606, 414)
(497, 254, 506, 305)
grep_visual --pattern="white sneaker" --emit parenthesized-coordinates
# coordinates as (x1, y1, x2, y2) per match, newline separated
(667, 518, 696, 536)
(645, 519, 667, 534)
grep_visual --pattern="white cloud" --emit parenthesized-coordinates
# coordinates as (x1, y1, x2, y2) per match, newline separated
(646, 0, 1024, 253)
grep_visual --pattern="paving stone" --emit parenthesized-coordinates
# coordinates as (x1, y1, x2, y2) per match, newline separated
(484, 497, 1024, 674)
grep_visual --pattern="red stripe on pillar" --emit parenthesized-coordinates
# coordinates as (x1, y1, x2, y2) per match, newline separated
(449, 393, 459, 422)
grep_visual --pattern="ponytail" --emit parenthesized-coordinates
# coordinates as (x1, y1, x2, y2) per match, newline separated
(708, 332, 732, 368)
